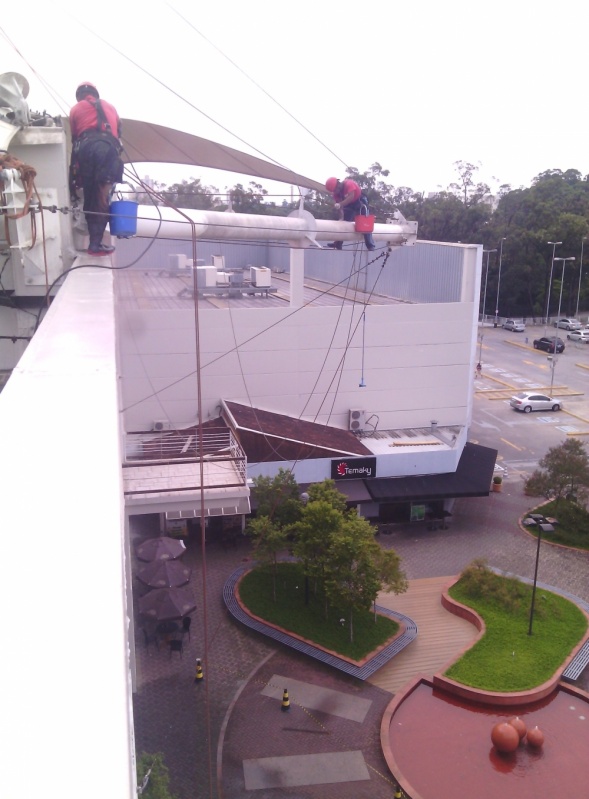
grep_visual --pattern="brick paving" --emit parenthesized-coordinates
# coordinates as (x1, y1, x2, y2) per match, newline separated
(131, 474, 589, 799)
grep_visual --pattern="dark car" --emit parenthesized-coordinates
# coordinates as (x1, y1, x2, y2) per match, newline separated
(533, 336, 565, 353)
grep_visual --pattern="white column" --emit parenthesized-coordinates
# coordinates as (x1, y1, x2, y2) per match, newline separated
(290, 247, 305, 308)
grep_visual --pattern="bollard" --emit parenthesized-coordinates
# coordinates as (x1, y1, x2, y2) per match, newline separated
(281, 688, 290, 711)
(194, 658, 204, 684)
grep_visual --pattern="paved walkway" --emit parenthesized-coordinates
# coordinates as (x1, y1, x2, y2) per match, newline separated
(370, 576, 478, 694)
(131, 479, 589, 798)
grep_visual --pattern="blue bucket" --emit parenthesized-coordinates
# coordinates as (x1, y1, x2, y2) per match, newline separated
(109, 200, 138, 238)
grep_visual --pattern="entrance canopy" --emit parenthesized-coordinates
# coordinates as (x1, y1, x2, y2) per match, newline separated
(365, 443, 498, 502)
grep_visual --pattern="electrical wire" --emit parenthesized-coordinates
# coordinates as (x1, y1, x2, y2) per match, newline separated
(121, 249, 388, 412)
(166, 2, 349, 170)
(67, 14, 292, 174)
(0, 26, 70, 116)
(33, 169, 165, 332)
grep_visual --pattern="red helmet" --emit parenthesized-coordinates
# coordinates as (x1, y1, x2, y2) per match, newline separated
(325, 177, 339, 192)
(76, 82, 99, 101)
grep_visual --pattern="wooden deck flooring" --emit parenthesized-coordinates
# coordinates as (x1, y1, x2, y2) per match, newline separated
(369, 576, 479, 694)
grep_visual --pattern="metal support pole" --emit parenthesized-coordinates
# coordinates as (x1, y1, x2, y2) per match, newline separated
(480, 249, 496, 361)
(528, 527, 542, 635)
(494, 237, 506, 326)
(544, 241, 562, 334)
(576, 236, 585, 319)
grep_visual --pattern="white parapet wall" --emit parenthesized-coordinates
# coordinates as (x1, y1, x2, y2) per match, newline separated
(0, 262, 136, 799)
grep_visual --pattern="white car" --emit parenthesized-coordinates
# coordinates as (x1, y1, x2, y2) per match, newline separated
(510, 392, 562, 413)
(502, 319, 526, 332)
(554, 318, 582, 330)
(567, 329, 589, 343)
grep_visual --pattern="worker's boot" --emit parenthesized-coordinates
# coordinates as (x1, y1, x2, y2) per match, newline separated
(364, 234, 376, 251)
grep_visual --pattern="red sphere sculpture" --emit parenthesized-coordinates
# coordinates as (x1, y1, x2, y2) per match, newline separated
(527, 726, 545, 748)
(491, 722, 520, 753)
(508, 716, 527, 741)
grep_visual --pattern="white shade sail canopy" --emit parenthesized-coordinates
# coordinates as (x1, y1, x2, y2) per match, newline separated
(62, 117, 326, 192)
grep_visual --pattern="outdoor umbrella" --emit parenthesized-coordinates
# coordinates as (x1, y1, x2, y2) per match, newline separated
(138, 586, 197, 621)
(137, 559, 191, 589)
(135, 536, 187, 562)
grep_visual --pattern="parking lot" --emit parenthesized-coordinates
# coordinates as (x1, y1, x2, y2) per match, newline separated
(472, 322, 589, 481)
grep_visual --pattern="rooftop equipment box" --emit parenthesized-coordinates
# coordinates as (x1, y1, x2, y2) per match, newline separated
(196, 266, 217, 287)
(169, 254, 187, 273)
(251, 266, 271, 287)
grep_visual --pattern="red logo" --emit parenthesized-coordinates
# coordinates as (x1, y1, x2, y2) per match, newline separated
(337, 462, 347, 476)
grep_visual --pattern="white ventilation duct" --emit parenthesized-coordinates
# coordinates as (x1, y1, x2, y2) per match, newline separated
(0, 72, 30, 127)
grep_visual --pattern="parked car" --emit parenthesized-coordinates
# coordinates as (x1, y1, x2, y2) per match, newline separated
(533, 336, 565, 353)
(510, 392, 562, 413)
(567, 329, 589, 343)
(553, 318, 582, 330)
(502, 319, 525, 332)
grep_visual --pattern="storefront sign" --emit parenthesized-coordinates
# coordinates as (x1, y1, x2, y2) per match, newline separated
(166, 518, 188, 538)
(331, 456, 377, 480)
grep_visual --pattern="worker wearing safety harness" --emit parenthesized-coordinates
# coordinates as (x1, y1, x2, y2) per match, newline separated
(325, 176, 376, 251)
(69, 82, 123, 256)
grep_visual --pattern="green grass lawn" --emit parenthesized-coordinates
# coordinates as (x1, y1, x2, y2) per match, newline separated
(238, 561, 399, 661)
(445, 569, 587, 691)
(525, 499, 589, 551)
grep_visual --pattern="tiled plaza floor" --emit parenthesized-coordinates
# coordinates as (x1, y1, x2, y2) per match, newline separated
(131, 478, 589, 798)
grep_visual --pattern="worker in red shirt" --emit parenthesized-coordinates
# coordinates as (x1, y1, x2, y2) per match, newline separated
(325, 176, 376, 251)
(69, 82, 123, 256)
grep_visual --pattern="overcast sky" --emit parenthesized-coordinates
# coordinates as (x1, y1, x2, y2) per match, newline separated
(2, 0, 588, 199)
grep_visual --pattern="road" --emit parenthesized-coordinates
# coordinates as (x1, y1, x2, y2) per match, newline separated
(471, 322, 589, 482)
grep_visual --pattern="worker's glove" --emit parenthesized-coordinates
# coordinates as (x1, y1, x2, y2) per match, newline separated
(334, 203, 341, 210)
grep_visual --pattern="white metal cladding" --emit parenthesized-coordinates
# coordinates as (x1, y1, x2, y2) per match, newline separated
(301, 242, 466, 303)
(116, 236, 290, 272)
(116, 238, 467, 303)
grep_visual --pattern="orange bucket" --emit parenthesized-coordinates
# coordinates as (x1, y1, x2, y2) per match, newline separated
(355, 214, 375, 233)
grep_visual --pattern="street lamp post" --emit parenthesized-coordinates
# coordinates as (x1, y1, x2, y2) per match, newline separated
(544, 241, 562, 334)
(494, 237, 506, 327)
(549, 257, 575, 395)
(528, 525, 542, 635)
(548, 354, 556, 395)
(554, 257, 575, 320)
(479, 249, 497, 361)
(576, 236, 586, 319)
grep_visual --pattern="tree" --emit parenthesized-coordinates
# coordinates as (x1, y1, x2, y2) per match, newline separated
(373, 547, 408, 618)
(246, 516, 287, 600)
(524, 439, 589, 506)
(137, 752, 177, 799)
(324, 514, 378, 642)
(306, 478, 348, 512)
(289, 500, 343, 607)
(161, 177, 221, 210)
(324, 513, 407, 642)
(251, 468, 303, 527)
(225, 181, 289, 216)
(448, 160, 492, 207)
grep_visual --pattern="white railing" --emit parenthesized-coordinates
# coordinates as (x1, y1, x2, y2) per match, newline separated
(124, 428, 247, 485)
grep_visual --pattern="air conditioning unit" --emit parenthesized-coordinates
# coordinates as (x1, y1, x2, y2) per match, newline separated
(168, 254, 187, 273)
(349, 409, 366, 433)
(152, 420, 172, 432)
(250, 266, 271, 287)
(196, 266, 217, 287)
